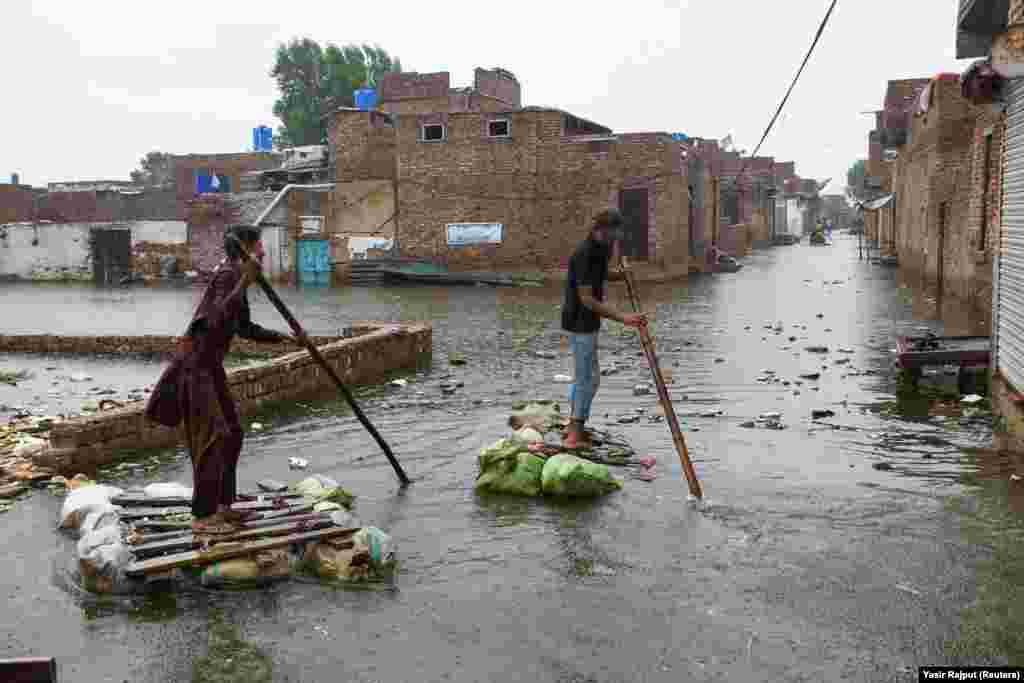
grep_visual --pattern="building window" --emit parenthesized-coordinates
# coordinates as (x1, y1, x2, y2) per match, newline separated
(422, 124, 445, 142)
(488, 119, 510, 138)
(981, 132, 993, 251)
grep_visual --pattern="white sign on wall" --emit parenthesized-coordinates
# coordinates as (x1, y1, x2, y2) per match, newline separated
(446, 223, 503, 246)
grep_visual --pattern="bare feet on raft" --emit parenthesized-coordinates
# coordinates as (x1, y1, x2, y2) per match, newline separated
(191, 512, 238, 534)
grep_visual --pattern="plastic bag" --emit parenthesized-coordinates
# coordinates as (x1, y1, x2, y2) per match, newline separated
(143, 482, 193, 499)
(329, 509, 360, 529)
(59, 484, 124, 531)
(507, 400, 563, 433)
(80, 504, 120, 536)
(200, 549, 291, 588)
(304, 541, 372, 581)
(511, 427, 544, 444)
(541, 453, 622, 498)
(352, 527, 396, 568)
(292, 476, 354, 509)
(475, 439, 545, 497)
(77, 524, 134, 594)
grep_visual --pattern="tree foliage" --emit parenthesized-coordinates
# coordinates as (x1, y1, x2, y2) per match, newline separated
(846, 159, 868, 203)
(130, 151, 175, 188)
(270, 39, 403, 148)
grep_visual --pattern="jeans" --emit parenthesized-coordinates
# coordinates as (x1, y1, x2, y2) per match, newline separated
(568, 332, 600, 423)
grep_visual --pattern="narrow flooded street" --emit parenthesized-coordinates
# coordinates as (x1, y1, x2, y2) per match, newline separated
(1, 234, 1015, 681)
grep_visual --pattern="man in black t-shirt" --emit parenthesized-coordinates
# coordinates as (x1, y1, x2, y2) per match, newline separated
(561, 209, 647, 449)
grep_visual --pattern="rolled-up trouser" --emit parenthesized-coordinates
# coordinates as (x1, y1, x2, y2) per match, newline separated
(568, 332, 600, 423)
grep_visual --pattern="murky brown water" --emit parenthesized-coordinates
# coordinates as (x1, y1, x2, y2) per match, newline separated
(0, 233, 1016, 681)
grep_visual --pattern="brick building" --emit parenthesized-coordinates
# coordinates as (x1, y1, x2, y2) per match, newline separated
(955, 0, 1024, 454)
(863, 79, 931, 245)
(890, 75, 988, 308)
(393, 108, 688, 271)
(172, 152, 281, 203)
(325, 68, 691, 275)
(378, 68, 521, 116)
(0, 184, 36, 224)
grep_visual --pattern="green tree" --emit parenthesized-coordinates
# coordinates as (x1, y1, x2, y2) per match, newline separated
(270, 39, 403, 148)
(130, 151, 175, 188)
(846, 159, 868, 203)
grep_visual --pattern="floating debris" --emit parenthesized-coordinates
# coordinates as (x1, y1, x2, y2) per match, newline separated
(288, 457, 309, 470)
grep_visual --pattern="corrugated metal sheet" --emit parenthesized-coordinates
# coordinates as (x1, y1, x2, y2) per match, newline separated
(997, 79, 1024, 389)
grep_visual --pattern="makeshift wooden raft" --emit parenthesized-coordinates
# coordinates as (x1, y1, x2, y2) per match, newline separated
(114, 483, 353, 578)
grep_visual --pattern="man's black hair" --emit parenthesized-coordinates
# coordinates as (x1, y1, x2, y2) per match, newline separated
(224, 224, 262, 260)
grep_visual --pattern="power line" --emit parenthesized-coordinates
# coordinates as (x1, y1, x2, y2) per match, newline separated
(730, 0, 839, 190)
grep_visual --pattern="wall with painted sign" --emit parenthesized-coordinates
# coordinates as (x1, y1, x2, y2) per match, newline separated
(446, 223, 503, 246)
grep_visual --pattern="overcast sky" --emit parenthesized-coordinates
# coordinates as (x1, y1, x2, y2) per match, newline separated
(6, 0, 970, 193)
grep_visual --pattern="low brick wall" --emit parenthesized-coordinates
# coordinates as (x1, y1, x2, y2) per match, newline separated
(0, 334, 341, 357)
(20, 322, 431, 473)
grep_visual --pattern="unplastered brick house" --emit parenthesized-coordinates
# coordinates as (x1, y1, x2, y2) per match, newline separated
(327, 68, 691, 274)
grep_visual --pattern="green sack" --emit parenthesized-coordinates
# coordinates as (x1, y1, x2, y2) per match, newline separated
(475, 438, 545, 497)
(541, 453, 622, 498)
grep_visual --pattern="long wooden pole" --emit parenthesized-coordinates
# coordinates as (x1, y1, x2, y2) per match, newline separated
(230, 237, 410, 486)
(619, 256, 703, 499)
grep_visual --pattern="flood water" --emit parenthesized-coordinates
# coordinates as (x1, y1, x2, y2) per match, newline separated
(1, 233, 1018, 682)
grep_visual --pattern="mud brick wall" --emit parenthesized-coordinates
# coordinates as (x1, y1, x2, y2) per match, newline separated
(185, 196, 238, 275)
(131, 241, 190, 277)
(330, 111, 397, 183)
(893, 77, 985, 314)
(395, 109, 687, 271)
(33, 323, 431, 472)
(473, 68, 521, 107)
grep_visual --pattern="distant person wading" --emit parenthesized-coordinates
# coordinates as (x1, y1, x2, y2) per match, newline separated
(560, 209, 647, 449)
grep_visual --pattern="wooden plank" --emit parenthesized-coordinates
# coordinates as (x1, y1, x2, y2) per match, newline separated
(131, 517, 335, 559)
(125, 504, 316, 541)
(0, 657, 57, 682)
(112, 493, 301, 508)
(126, 526, 359, 576)
(119, 506, 192, 520)
(128, 512, 331, 546)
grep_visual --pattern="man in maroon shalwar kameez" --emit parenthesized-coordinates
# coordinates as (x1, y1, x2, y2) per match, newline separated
(145, 225, 305, 533)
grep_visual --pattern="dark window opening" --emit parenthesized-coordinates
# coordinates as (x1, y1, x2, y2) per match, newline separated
(488, 120, 510, 137)
(981, 132, 993, 251)
(422, 124, 445, 142)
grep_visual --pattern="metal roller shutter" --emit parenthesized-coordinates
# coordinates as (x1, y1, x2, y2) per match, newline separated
(997, 79, 1024, 389)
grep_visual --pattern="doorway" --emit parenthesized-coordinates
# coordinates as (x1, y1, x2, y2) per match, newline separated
(91, 229, 131, 285)
(618, 188, 650, 260)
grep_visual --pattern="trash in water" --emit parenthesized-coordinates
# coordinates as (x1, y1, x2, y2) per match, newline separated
(554, 374, 573, 383)
(961, 395, 984, 404)
(251, 422, 264, 432)
(812, 409, 836, 420)
(390, 379, 408, 387)
(288, 457, 309, 470)
(633, 384, 652, 396)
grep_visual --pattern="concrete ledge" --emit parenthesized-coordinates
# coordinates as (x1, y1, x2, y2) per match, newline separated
(12, 322, 431, 473)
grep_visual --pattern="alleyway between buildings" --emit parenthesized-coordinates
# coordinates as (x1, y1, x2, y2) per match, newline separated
(1, 233, 1019, 681)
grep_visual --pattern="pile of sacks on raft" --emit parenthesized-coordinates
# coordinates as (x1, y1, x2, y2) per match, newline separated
(475, 401, 625, 498)
(59, 475, 395, 594)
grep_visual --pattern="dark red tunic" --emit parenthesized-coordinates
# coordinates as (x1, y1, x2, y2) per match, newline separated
(145, 261, 284, 517)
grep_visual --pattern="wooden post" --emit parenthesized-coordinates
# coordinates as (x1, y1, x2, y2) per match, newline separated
(620, 257, 703, 499)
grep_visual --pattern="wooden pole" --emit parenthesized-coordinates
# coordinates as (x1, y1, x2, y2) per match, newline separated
(230, 236, 410, 486)
(619, 257, 703, 499)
